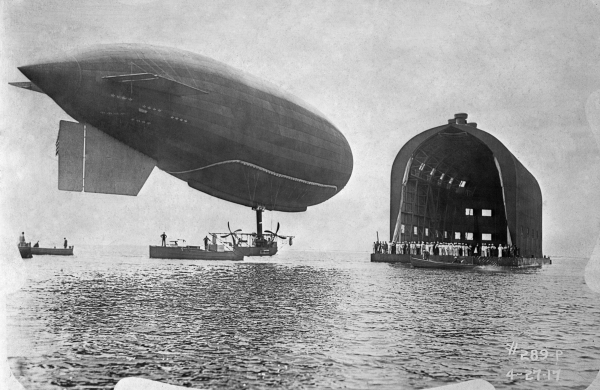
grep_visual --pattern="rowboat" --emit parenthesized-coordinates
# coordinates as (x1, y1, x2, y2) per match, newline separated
(410, 256, 478, 269)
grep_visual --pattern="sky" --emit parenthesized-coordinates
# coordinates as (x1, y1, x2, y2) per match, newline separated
(1, 0, 600, 257)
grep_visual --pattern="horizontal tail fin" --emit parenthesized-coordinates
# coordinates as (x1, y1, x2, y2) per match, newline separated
(9, 81, 44, 93)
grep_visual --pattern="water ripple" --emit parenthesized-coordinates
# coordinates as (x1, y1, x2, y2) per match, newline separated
(7, 248, 600, 389)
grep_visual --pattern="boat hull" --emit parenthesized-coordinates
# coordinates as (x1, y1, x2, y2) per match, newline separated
(410, 256, 477, 269)
(31, 247, 73, 256)
(18, 246, 32, 259)
(149, 245, 243, 260)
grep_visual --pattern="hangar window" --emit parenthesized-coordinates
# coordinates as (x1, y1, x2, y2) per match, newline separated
(455, 232, 461, 240)
(482, 233, 492, 241)
(419, 163, 425, 171)
(444, 231, 448, 239)
(401, 224, 405, 234)
(459, 181, 466, 187)
(430, 168, 435, 176)
(465, 208, 473, 216)
(465, 232, 473, 240)
(414, 226, 418, 235)
(425, 228, 429, 236)
(448, 178, 454, 184)
(482, 209, 492, 217)
(439, 173, 445, 180)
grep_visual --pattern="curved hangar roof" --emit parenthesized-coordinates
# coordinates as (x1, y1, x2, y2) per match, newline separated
(390, 113, 542, 257)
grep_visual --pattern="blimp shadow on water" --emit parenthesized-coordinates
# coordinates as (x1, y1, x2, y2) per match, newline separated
(11, 44, 354, 233)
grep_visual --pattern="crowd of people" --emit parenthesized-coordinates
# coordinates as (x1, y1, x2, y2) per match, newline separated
(373, 241, 521, 258)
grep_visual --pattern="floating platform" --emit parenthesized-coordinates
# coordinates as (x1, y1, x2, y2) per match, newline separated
(149, 245, 243, 261)
(371, 253, 551, 268)
(31, 247, 73, 256)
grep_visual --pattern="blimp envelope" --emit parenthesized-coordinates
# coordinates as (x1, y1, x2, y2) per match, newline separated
(16, 43, 353, 212)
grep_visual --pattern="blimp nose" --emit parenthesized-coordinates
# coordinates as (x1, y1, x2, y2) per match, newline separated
(18, 59, 81, 98)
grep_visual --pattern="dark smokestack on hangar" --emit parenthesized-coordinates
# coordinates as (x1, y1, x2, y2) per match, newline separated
(454, 113, 468, 124)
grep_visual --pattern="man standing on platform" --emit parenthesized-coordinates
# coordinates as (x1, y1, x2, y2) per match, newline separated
(161, 232, 167, 247)
(64, 238, 68, 249)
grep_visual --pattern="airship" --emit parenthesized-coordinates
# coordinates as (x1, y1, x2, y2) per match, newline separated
(11, 44, 353, 230)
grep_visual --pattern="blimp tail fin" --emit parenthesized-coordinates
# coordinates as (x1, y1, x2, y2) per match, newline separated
(57, 121, 156, 196)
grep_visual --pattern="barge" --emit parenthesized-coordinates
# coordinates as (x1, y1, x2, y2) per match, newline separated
(371, 253, 551, 267)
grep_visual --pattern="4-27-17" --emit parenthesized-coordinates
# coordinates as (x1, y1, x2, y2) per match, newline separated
(506, 369, 561, 381)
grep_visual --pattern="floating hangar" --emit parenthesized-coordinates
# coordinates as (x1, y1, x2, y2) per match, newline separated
(390, 113, 542, 258)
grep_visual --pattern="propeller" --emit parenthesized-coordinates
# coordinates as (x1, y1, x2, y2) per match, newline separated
(221, 222, 242, 245)
(265, 222, 288, 240)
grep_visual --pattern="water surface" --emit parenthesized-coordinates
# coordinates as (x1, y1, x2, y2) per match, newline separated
(7, 247, 600, 389)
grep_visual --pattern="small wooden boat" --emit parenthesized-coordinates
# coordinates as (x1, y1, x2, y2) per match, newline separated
(149, 245, 243, 260)
(410, 256, 478, 269)
(31, 247, 74, 256)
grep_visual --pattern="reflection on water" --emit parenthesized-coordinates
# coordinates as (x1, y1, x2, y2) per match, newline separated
(6, 247, 600, 389)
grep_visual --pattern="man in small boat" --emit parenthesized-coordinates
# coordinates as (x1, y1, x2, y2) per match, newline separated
(161, 232, 167, 246)
(64, 238, 68, 249)
(34, 241, 39, 247)
(18, 232, 26, 246)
